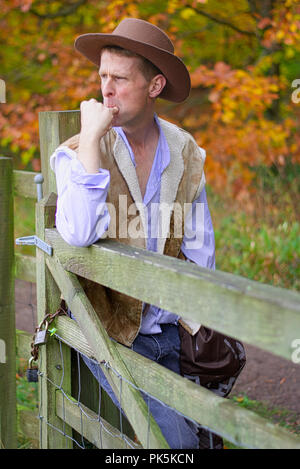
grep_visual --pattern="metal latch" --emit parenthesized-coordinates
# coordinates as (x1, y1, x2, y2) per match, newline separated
(15, 235, 53, 255)
(15, 172, 52, 255)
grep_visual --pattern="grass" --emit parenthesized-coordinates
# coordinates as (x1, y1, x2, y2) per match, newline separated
(16, 358, 38, 412)
(16, 357, 38, 448)
(214, 214, 299, 290)
(14, 195, 36, 257)
(224, 393, 300, 449)
(206, 181, 300, 292)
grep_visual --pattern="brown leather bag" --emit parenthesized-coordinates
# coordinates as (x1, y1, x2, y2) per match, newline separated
(179, 324, 246, 398)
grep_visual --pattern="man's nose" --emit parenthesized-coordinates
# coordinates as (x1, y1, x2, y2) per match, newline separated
(102, 78, 115, 96)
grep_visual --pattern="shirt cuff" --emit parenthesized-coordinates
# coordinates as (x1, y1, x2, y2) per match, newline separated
(70, 158, 110, 188)
(50, 145, 110, 189)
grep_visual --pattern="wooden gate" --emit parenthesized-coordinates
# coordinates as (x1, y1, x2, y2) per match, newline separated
(2, 110, 300, 449)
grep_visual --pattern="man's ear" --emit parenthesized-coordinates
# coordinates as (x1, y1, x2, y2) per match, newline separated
(149, 74, 166, 98)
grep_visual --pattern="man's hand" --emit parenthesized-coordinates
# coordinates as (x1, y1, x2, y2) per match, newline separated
(80, 99, 118, 141)
(78, 99, 118, 174)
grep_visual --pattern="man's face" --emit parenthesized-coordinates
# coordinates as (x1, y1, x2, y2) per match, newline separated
(99, 50, 151, 128)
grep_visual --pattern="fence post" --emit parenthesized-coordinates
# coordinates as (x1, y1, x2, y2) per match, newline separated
(38, 111, 80, 448)
(0, 157, 17, 449)
(38, 111, 81, 195)
(36, 193, 73, 448)
(37, 111, 80, 448)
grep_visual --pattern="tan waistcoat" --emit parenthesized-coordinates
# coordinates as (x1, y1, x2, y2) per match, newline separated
(57, 117, 206, 346)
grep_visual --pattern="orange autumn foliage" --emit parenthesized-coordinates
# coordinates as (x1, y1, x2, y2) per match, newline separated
(1, 0, 300, 202)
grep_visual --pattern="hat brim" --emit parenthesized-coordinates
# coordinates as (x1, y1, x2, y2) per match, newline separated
(74, 33, 191, 103)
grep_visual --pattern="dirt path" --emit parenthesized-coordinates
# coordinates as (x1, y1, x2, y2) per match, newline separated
(15, 279, 300, 419)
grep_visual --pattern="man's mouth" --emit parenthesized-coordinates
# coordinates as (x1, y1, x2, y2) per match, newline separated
(105, 102, 118, 109)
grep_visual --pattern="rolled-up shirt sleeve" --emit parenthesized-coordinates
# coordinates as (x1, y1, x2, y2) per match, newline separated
(50, 146, 110, 247)
(177, 186, 215, 335)
(181, 186, 215, 269)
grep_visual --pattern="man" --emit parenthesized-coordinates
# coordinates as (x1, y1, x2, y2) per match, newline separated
(50, 18, 216, 448)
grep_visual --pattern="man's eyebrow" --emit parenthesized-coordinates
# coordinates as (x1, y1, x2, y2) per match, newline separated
(99, 71, 128, 78)
(98, 66, 129, 76)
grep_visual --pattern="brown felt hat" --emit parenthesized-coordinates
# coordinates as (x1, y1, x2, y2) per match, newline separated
(74, 18, 191, 103)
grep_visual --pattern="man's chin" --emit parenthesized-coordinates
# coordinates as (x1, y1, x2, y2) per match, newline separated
(112, 114, 122, 127)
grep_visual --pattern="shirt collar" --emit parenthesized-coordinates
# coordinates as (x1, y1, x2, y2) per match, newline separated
(113, 114, 170, 173)
(113, 115, 170, 205)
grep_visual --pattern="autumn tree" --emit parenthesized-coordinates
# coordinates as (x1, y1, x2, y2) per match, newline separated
(1, 0, 300, 202)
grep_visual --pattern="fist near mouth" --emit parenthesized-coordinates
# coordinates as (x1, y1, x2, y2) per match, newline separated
(80, 98, 118, 141)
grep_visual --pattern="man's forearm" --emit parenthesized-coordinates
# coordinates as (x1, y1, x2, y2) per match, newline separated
(78, 134, 101, 174)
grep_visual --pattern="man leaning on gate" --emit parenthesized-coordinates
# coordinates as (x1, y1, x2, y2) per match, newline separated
(50, 18, 246, 449)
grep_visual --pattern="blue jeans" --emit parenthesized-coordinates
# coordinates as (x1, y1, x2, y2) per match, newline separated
(81, 323, 199, 449)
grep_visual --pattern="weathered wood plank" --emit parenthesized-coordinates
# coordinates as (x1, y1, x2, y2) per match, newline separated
(16, 329, 32, 361)
(36, 193, 72, 448)
(15, 253, 36, 283)
(18, 409, 39, 448)
(38, 111, 80, 197)
(0, 157, 17, 448)
(13, 170, 38, 199)
(55, 315, 300, 449)
(45, 229, 300, 362)
(56, 391, 141, 449)
(55, 318, 93, 357)
(46, 255, 169, 449)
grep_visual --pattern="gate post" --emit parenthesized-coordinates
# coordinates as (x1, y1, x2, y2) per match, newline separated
(0, 156, 17, 448)
(36, 111, 81, 448)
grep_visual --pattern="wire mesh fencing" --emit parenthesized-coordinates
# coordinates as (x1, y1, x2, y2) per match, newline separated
(15, 280, 222, 450)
